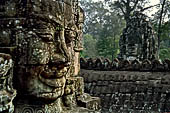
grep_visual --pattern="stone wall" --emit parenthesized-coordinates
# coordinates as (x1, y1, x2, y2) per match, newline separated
(80, 69, 170, 113)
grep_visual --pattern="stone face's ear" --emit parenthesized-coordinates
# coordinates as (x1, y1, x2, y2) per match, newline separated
(0, 53, 16, 113)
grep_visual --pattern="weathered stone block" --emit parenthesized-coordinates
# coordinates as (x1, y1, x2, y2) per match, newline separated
(77, 93, 101, 111)
(97, 80, 109, 86)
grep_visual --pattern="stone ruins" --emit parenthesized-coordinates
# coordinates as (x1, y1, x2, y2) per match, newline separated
(80, 68, 170, 113)
(79, 12, 170, 113)
(118, 11, 159, 61)
(80, 57, 170, 72)
(0, 53, 16, 113)
(1, 0, 170, 113)
(0, 0, 100, 113)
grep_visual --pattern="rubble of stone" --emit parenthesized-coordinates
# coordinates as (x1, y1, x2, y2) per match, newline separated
(81, 57, 170, 72)
(0, 53, 16, 113)
(118, 11, 158, 60)
(0, 0, 100, 113)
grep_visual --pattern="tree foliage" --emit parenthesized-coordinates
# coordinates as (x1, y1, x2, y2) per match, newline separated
(152, 0, 170, 60)
(81, 34, 98, 58)
(105, 0, 150, 25)
(80, 0, 125, 59)
(80, 0, 170, 60)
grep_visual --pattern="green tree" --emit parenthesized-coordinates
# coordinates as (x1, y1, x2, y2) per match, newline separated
(152, 0, 170, 41)
(80, 0, 125, 59)
(97, 36, 120, 59)
(152, 0, 170, 59)
(105, 0, 150, 26)
(160, 48, 170, 60)
(81, 34, 98, 58)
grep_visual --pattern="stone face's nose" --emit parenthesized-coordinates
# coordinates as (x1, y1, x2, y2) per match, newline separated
(49, 30, 71, 68)
(50, 53, 68, 65)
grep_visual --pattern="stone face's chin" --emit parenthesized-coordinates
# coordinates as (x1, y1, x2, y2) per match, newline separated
(27, 76, 66, 100)
(36, 75, 66, 100)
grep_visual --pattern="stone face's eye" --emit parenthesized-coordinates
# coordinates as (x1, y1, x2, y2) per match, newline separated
(39, 33, 54, 42)
(35, 29, 55, 43)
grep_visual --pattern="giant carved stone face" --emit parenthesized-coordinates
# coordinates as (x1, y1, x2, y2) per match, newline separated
(8, 0, 78, 100)
(15, 21, 72, 100)
(0, 0, 83, 101)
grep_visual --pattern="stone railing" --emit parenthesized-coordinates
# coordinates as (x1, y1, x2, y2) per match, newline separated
(80, 58, 170, 72)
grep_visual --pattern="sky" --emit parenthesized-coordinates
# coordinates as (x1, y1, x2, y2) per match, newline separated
(92, 0, 160, 17)
(93, 0, 160, 5)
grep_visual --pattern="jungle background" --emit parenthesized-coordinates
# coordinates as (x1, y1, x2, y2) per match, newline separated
(80, 0, 170, 60)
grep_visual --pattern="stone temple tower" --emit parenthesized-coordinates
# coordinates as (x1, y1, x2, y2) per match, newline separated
(118, 12, 158, 61)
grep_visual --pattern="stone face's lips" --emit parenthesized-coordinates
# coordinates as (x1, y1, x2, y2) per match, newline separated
(35, 30, 54, 42)
(40, 70, 58, 79)
(39, 34, 53, 41)
(38, 72, 66, 88)
(40, 66, 68, 78)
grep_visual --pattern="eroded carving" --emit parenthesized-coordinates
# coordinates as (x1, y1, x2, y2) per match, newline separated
(103, 59, 111, 71)
(131, 59, 141, 71)
(111, 58, 119, 70)
(118, 12, 158, 60)
(0, 53, 16, 113)
(95, 58, 103, 70)
(0, 0, 100, 112)
(80, 57, 170, 72)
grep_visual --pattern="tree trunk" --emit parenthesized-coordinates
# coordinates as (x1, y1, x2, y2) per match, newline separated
(157, 0, 166, 58)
